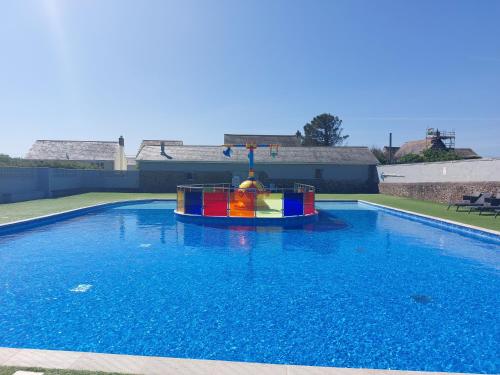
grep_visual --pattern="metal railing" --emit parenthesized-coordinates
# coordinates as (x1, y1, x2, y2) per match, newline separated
(177, 183, 315, 194)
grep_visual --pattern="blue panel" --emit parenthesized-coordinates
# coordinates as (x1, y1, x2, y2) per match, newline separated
(184, 191, 203, 215)
(284, 192, 303, 216)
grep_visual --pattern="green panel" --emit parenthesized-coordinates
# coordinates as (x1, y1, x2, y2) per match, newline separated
(256, 193, 283, 218)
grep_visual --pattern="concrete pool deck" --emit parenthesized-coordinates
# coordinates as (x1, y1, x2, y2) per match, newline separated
(0, 348, 483, 375)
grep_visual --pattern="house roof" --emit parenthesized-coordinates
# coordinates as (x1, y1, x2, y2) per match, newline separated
(394, 139, 480, 159)
(139, 140, 184, 147)
(394, 140, 429, 159)
(25, 140, 119, 161)
(137, 145, 378, 165)
(224, 134, 302, 147)
(136, 140, 184, 157)
(454, 148, 480, 159)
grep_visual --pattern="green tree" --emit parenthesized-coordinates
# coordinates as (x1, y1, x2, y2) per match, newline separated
(297, 113, 348, 146)
(397, 153, 425, 164)
(397, 149, 463, 164)
(422, 148, 460, 162)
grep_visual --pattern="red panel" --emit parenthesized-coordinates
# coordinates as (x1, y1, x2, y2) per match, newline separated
(203, 192, 228, 216)
(304, 192, 315, 215)
(229, 191, 256, 217)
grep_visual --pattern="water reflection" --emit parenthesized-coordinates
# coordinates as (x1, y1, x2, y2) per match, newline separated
(172, 209, 349, 254)
(110, 206, 351, 255)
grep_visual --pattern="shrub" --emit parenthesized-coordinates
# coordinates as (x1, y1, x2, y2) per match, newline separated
(397, 153, 425, 163)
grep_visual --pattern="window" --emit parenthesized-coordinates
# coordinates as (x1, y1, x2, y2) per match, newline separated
(314, 169, 323, 179)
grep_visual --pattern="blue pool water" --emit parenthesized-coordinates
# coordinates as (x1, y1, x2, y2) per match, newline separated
(0, 201, 498, 373)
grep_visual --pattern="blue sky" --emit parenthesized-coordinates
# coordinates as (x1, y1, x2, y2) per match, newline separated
(0, 0, 499, 157)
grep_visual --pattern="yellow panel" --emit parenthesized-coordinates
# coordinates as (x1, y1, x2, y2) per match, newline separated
(177, 190, 184, 213)
(256, 193, 283, 218)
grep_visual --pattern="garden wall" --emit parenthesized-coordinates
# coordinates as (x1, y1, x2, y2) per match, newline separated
(377, 158, 500, 203)
(0, 167, 139, 203)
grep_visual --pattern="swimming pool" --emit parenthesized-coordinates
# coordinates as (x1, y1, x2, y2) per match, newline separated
(0, 201, 498, 373)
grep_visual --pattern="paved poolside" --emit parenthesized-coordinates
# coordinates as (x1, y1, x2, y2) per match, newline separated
(0, 348, 483, 375)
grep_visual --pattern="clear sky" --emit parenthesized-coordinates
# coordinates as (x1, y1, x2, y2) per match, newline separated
(0, 0, 499, 157)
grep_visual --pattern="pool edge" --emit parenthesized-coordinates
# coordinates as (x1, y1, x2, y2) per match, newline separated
(1, 198, 498, 237)
(357, 200, 500, 237)
(0, 347, 486, 375)
(0, 199, 175, 232)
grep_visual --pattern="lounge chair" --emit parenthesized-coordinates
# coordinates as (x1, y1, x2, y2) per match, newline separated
(470, 197, 500, 215)
(448, 192, 491, 211)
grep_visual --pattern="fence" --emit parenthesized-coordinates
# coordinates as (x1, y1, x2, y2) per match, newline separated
(0, 167, 140, 203)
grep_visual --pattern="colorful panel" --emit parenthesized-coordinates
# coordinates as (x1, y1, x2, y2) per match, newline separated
(256, 193, 283, 218)
(203, 191, 228, 217)
(184, 191, 203, 215)
(284, 192, 304, 216)
(304, 192, 315, 215)
(176, 190, 185, 213)
(229, 191, 256, 217)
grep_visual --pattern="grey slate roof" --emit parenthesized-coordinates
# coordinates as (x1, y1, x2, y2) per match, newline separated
(224, 134, 302, 147)
(137, 145, 378, 165)
(140, 140, 184, 147)
(136, 140, 184, 157)
(25, 140, 119, 161)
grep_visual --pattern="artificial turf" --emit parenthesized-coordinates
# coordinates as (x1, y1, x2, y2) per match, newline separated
(0, 192, 498, 231)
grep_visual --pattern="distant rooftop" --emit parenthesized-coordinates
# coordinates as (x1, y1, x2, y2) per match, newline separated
(25, 140, 119, 161)
(394, 139, 480, 160)
(137, 145, 378, 165)
(224, 134, 302, 147)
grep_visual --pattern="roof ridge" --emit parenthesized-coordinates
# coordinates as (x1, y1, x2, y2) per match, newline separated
(224, 133, 297, 136)
(35, 140, 118, 143)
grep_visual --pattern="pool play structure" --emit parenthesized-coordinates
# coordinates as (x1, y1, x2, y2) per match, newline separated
(175, 142, 317, 223)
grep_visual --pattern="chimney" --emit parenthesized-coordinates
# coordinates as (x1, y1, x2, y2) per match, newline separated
(114, 135, 127, 171)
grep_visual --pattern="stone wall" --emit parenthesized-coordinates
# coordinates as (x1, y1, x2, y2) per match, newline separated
(379, 181, 500, 204)
(377, 158, 500, 183)
(377, 158, 500, 203)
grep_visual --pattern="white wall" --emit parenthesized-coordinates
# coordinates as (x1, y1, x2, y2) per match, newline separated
(377, 158, 500, 183)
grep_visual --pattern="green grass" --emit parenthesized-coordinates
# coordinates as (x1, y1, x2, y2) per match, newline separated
(0, 192, 498, 231)
(0, 366, 128, 375)
(0, 192, 175, 224)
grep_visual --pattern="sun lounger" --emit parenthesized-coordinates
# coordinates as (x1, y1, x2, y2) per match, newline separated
(470, 197, 500, 215)
(447, 192, 482, 210)
(448, 192, 491, 211)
